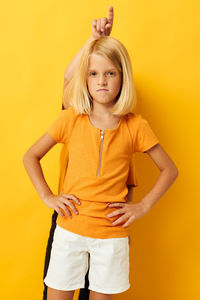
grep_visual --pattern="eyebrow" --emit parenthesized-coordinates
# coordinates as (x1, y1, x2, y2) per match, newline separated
(88, 68, 117, 72)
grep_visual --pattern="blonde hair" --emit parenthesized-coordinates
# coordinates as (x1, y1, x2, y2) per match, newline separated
(63, 36, 137, 116)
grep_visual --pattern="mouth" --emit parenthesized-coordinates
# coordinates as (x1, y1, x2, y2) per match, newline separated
(96, 89, 109, 91)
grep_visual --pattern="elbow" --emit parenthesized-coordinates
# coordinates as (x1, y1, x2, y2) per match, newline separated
(22, 150, 36, 165)
(172, 162, 179, 178)
(168, 165, 179, 181)
(22, 151, 30, 166)
(161, 164, 179, 181)
(173, 167, 179, 180)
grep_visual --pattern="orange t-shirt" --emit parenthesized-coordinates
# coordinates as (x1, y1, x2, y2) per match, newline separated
(46, 106, 159, 238)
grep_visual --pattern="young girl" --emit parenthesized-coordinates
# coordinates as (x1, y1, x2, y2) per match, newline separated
(23, 20, 178, 300)
(42, 7, 137, 300)
(42, 7, 138, 300)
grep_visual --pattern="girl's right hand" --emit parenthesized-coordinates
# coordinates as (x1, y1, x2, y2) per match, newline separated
(43, 192, 81, 218)
(91, 6, 114, 39)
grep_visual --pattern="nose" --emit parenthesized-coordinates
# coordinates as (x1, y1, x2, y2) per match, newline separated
(98, 74, 107, 86)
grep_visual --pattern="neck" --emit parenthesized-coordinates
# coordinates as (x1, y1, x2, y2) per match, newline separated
(90, 102, 115, 119)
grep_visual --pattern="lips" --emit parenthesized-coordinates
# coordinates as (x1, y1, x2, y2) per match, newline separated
(96, 89, 109, 91)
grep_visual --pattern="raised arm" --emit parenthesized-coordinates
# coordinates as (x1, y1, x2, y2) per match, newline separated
(62, 6, 114, 108)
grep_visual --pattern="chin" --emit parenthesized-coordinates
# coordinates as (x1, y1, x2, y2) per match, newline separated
(96, 100, 116, 106)
(95, 96, 115, 102)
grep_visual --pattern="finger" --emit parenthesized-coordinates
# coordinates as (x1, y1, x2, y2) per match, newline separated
(92, 19, 97, 30)
(63, 199, 79, 215)
(96, 19, 101, 32)
(112, 214, 128, 226)
(100, 17, 107, 32)
(105, 23, 111, 35)
(55, 207, 65, 217)
(59, 203, 72, 218)
(107, 208, 125, 218)
(62, 193, 81, 205)
(108, 6, 114, 26)
(122, 215, 135, 228)
(108, 202, 125, 208)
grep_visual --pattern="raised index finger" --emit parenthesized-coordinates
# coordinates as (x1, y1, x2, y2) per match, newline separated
(108, 5, 114, 25)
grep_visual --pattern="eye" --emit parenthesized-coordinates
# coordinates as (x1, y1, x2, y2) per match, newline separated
(107, 71, 116, 76)
(89, 71, 97, 76)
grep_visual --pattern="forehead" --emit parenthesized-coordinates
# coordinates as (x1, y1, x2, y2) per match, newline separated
(88, 53, 117, 70)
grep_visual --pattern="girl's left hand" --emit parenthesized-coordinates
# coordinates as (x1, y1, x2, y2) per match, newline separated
(107, 201, 150, 228)
(91, 6, 114, 39)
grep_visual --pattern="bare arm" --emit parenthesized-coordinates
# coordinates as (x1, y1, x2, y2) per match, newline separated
(63, 35, 96, 85)
(23, 133, 81, 217)
(140, 143, 178, 211)
(23, 133, 57, 201)
(108, 144, 179, 227)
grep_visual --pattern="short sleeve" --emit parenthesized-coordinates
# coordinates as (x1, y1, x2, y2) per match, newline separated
(46, 107, 74, 143)
(134, 115, 159, 153)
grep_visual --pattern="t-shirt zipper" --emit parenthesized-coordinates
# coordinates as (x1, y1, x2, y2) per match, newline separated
(97, 130, 105, 177)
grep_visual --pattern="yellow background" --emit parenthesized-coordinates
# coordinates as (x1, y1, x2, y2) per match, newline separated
(0, 0, 199, 299)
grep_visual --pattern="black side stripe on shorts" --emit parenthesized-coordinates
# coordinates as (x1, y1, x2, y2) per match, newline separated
(42, 210, 90, 300)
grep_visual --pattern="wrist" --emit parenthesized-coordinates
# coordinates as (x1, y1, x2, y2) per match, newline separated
(88, 35, 99, 42)
(140, 199, 152, 213)
(42, 192, 54, 204)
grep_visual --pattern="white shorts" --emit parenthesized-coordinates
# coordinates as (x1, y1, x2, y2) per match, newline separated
(44, 224, 130, 294)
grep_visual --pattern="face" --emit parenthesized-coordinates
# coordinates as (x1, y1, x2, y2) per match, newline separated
(87, 53, 122, 107)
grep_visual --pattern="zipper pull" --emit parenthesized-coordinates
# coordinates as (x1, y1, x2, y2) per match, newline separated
(100, 130, 105, 138)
